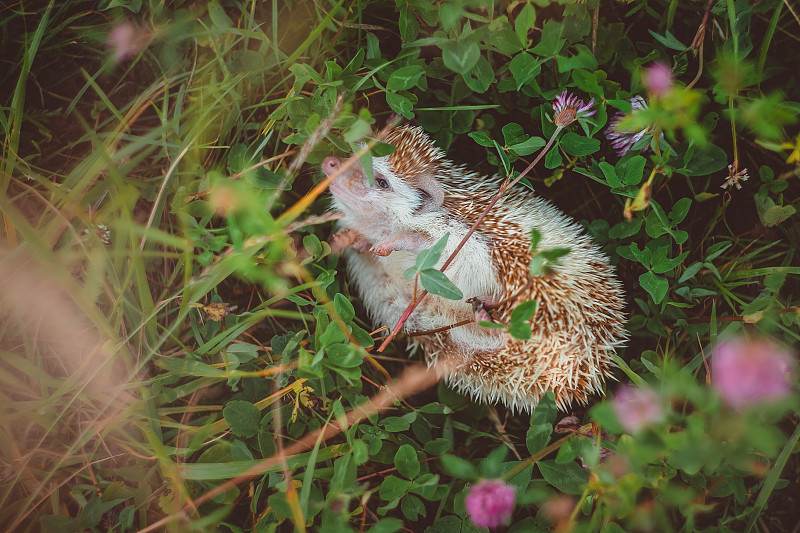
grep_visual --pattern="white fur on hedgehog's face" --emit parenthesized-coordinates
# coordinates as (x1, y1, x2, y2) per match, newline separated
(323, 154, 427, 231)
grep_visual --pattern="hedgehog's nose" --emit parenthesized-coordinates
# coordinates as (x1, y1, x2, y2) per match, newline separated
(322, 156, 340, 177)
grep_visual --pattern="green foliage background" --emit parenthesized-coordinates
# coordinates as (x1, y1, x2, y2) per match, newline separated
(1, 0, 799, 531)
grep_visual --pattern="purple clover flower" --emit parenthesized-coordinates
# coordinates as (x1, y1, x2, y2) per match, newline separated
(712, 339, 795, 410)
(611, 385, 665, 434)
(604, 96, 655, 157)
(552, 90, 596, 127)
(604, 95, 669, 157)
(464, 479, 516, 529)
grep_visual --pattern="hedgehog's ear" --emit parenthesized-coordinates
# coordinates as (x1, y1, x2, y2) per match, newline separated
(415, 174, 444, 213)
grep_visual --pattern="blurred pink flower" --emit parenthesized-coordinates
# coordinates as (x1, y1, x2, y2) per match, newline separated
(611, 385, 665, 433)
(644, 62, 673, 97)
(552, 90, 595, 127)
(712, 339, 795, 410)
(465, 479, 515, 529)
(106, 22, 150, 63)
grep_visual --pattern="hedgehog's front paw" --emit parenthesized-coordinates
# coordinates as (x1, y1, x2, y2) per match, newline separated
(330, 228, 370, 254)
(369, 244, 394, 256)
(368, 232, 433, 257)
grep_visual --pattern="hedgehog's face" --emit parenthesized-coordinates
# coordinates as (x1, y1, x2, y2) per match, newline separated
(323, 153, 443, 230)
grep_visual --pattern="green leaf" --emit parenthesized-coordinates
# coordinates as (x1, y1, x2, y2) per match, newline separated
(320, 321, 347, 346)
(426, 516, 462, 532)
(424, 438, 452, 455)
(334, 293, 355, 322)
(420, 269, 464, 300)
(532, 392, 558, 426)
(537, 460, 590, 494)
(509, 52, 540, 90)
(399, 8, 419, 42)
(344, 119, 371, 143)
(679, 261, 704, 283)
(599, 162, 621, 188)
(669, 198, 692, 224)
(442, 40, 481, 74)
(400, 494, 426, 521)
(648, 29, 687, 51)
(571, 68, 601, 96)
(462, 55, 494, 93)
(509, 136, 546, 156)
(508, 322, 532, 340)
(493, 140, 510, 175)
(705, 241, 732, 261)
(544, 141, 562, 168)
(515, 2, 536, 47)
(526, 423, 552, 454)
(560, 132, 600, 156)
(207, 0, 232, 28)
(325, 343, 364, 368)
(557, 46, 598, 73)
(379, 476, 411, 501)
(469, 131, 494, 147)
(682, 143, 728, 176)
(440, 455, 477, 480)
(532, 20, 565, 57)
(510, 299, 538, 323)
(382, 416, 411, 432)
(530, 228, 542, 251)
(622, 155, 647, 185)
(395, 444, 421, 479)
(509, 299, 537, 339)
(502, 123, 526, 146)
(156, 357, 225, 377)
(639, 271, 669, 304)
(386, 92, 414, 119)
(223, 401, 261, 437)
(387, 65, 425, 91)
(652, 250, 689, 274)
(416, 233, 450, 271)
(245, 168, 285, 189)
(371, 140, 396, 157)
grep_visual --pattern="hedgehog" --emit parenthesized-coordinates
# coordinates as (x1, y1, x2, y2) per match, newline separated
(322, 125, 627, 412)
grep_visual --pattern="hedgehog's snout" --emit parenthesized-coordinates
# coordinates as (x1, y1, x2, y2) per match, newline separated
(322, 156, 340, 176)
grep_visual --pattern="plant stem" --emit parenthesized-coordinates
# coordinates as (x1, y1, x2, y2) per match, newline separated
(377, 126, 563, 352)
(503, 423, 590, 480)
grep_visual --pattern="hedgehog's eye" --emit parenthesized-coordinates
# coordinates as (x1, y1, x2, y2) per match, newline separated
(375, 177, 390, 189)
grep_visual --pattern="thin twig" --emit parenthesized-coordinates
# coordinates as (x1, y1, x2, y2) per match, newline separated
(687, 0, 715, 90)
(784, 0, 800, 29)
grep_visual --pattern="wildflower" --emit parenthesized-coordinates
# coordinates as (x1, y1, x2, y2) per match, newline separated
(721, 164, 749, 190)
(644, 62, 673, 97)
(464, 479, 516, 529)
(106, 22, 150, 63)
(605, 96, 657, 157)
(712, 338, 795, 410)
(611, 385, 665, 434)
(551, 91, 595, 127)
